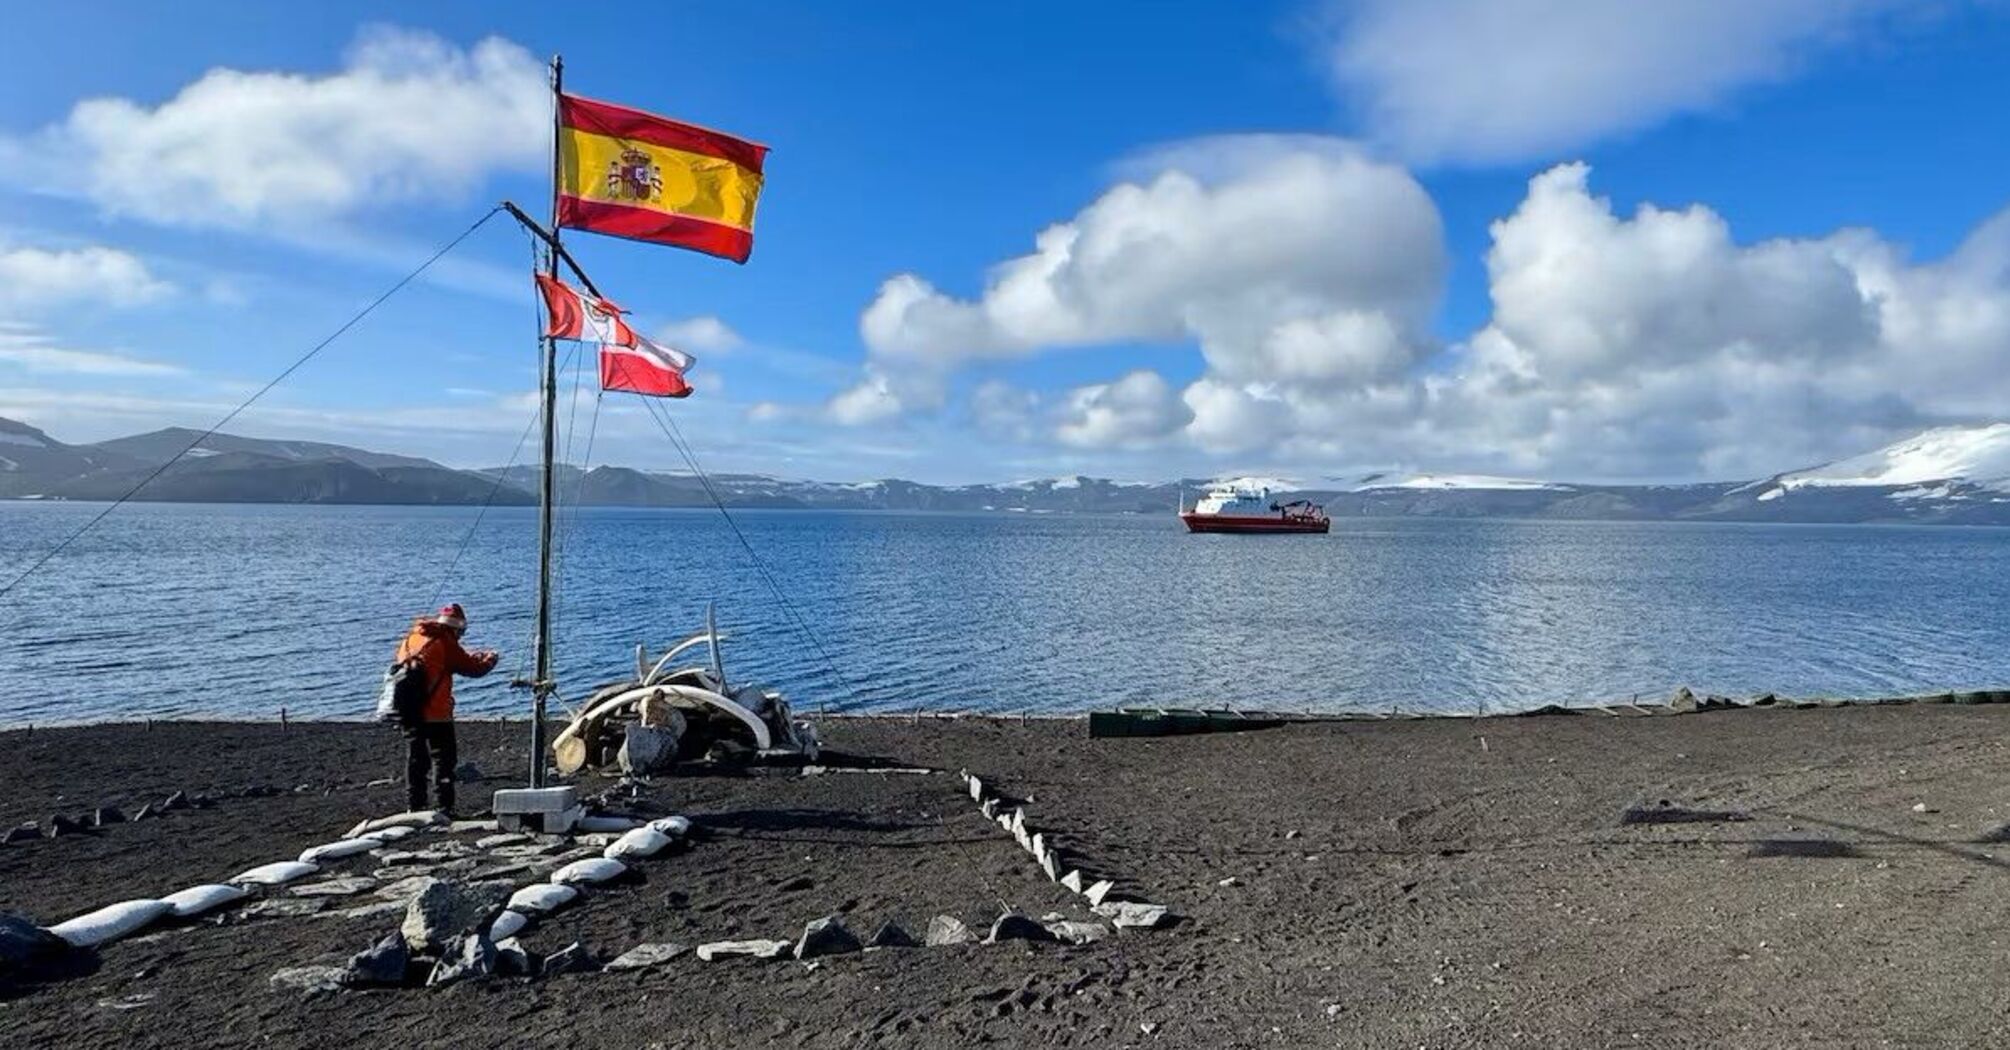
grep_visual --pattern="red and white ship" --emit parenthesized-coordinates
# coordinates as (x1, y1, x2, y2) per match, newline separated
(1178, 483, 1330, 534)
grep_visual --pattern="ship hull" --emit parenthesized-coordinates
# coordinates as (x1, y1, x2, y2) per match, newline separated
(1179, 512, 1330, 534)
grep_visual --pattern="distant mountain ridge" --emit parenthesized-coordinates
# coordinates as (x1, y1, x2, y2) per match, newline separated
(5, 416, 2009, 524)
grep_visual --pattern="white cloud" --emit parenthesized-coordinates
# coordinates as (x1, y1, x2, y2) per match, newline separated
(0, 243, 172, 311)
(5, 26, 546, 228)
(858, 139, 1443, 393)
(0, 328, 184, 376)
(1324, 0, 1915, 164)
(1053, 370, 1192, 449)
(655, 316, 743, 355)
(826, 372, 906, 425)
(853, 156, 2010, 482)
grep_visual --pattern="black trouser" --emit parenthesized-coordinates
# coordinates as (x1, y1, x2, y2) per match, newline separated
(404, 721, 458, 812)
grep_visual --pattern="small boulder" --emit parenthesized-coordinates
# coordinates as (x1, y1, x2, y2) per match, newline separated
(794, 916, 862, 960)
(45, 814, 85, 838)
(131, 803, 156, 822)
(1043, 920, 1110, 946)
(867, 921, 918, 949)
(1093, 901, 1172, 929)
(2, 823, 38, 846)
(986, 912, 1053, 944)
(494, 938, 536, 977)
(1669, 687, 1698, 713)
(344, 932, 409, 987)
(92, 807, 127, 827)
(427, 932, 498, 987)
(0, 911, 72, 981)
(540, 941, 593, 978)
(269, 965, 348, 995)
(695, 939, 790, 962)
(604, 942, 688, 971)
(161, 791, 190, 812)
(924, 915, 976, 947)
(402, 879, 512, 952)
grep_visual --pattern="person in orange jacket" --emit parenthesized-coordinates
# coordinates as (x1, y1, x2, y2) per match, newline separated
(394, 603, 499, 814)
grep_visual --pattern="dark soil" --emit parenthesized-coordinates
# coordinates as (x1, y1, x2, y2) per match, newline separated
(4, 706, 2010, 1048)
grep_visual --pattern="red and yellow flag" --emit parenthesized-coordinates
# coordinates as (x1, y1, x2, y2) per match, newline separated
(556, 94, 768, 263)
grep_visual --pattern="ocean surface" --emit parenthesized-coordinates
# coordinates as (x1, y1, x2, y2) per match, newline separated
(3, 502, 2009, 726)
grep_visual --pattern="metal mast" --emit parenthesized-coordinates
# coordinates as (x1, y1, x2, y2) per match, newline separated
(528, 54, 565, 788)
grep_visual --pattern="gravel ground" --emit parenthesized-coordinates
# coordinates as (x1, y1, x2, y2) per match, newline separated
(4, 706, 2010, 1048)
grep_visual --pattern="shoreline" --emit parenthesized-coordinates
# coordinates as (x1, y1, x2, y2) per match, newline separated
(7, 682, 2010, 734)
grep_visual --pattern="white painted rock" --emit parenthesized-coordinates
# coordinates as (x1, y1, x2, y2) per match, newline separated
(1041, 851, 1061, 881)
(1044, 920, 1110, 945)
(345, 811, 445, 839)
(696, 939, 790, 961)
(47, 899, 173, 948)
(231, 861, 321, 886)
(549, 857, 627, 886)
(291, 876, 377, 898)
(968, 776, 985, 801)
(604, 827, 674, 860)
(647, 815, 693, 838)
(489, 909, 529, 942)
(980, 798, 999, 820)
(1030, 832, 1045, 857)
(1060, 870, 1085, 893)
(369, 825, 417, 843)
(1084, 879, 1115, 907)
(160, 884, 249, 918)
(299, 837, 384, 864)
(507, 883, 579, 914)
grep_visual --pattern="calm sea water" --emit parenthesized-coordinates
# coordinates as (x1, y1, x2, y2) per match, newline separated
(3, 502, 2008, 726)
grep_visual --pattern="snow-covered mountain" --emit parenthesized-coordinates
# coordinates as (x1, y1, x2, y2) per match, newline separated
(8, 416, 2010, 523)
(1703, 424, 2010, 523)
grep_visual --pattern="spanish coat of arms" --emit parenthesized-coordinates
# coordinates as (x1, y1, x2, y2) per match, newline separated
(606, 147, 663, 203)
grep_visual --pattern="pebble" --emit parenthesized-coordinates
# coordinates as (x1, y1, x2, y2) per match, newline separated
(925, 915, 977, 947)
(794, 915, 863, 959)
(604, 942, 689, 971)
(268, 965, 347, 995)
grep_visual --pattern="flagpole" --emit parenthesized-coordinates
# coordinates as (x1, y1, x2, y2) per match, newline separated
(528, 53, 564, 789)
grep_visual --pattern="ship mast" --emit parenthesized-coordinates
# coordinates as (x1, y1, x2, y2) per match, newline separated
(527, 53, 564, 788)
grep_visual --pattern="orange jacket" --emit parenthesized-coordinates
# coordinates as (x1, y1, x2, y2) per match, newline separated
(395, 621, 498, 722)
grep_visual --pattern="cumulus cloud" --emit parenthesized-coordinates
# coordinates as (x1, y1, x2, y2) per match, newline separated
(826, 371, 907, 425)
(1053, 371, 1192, 449)
(848, 154, 2010, 481)
(847, 138, 1444, 443)
(4, 26, 546, 228)
(0, 242, 172, 311)
(656, 316, 743, 354)
(1325, 0, 1914, 164)
(1408, 163, 2010, 479)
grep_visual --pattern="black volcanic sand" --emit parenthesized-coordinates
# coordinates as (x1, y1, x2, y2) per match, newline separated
(5, 708, 2010, 1048)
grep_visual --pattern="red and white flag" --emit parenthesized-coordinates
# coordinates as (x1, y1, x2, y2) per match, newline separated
(599, 335, 695, 398)
(536, 273, 636, 346)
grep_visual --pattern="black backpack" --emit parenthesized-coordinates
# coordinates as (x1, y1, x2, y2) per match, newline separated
(377, 653, 432, 727)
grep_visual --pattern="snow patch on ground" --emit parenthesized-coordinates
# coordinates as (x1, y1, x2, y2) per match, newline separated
(1778, 424, 2010, 493)
(1756, 487, 1784, 502)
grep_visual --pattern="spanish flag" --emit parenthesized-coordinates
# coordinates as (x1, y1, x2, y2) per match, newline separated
(556, 94, 768, 263)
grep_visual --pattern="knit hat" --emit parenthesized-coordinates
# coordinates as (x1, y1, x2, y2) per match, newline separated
(432, 603, 467, 631)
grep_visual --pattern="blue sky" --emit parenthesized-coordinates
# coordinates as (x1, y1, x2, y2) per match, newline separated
(2, 1, 2007, 483)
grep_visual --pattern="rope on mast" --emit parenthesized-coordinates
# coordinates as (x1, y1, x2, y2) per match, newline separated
(629, 393, 874, 717)
(0, 206, 506, 603)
